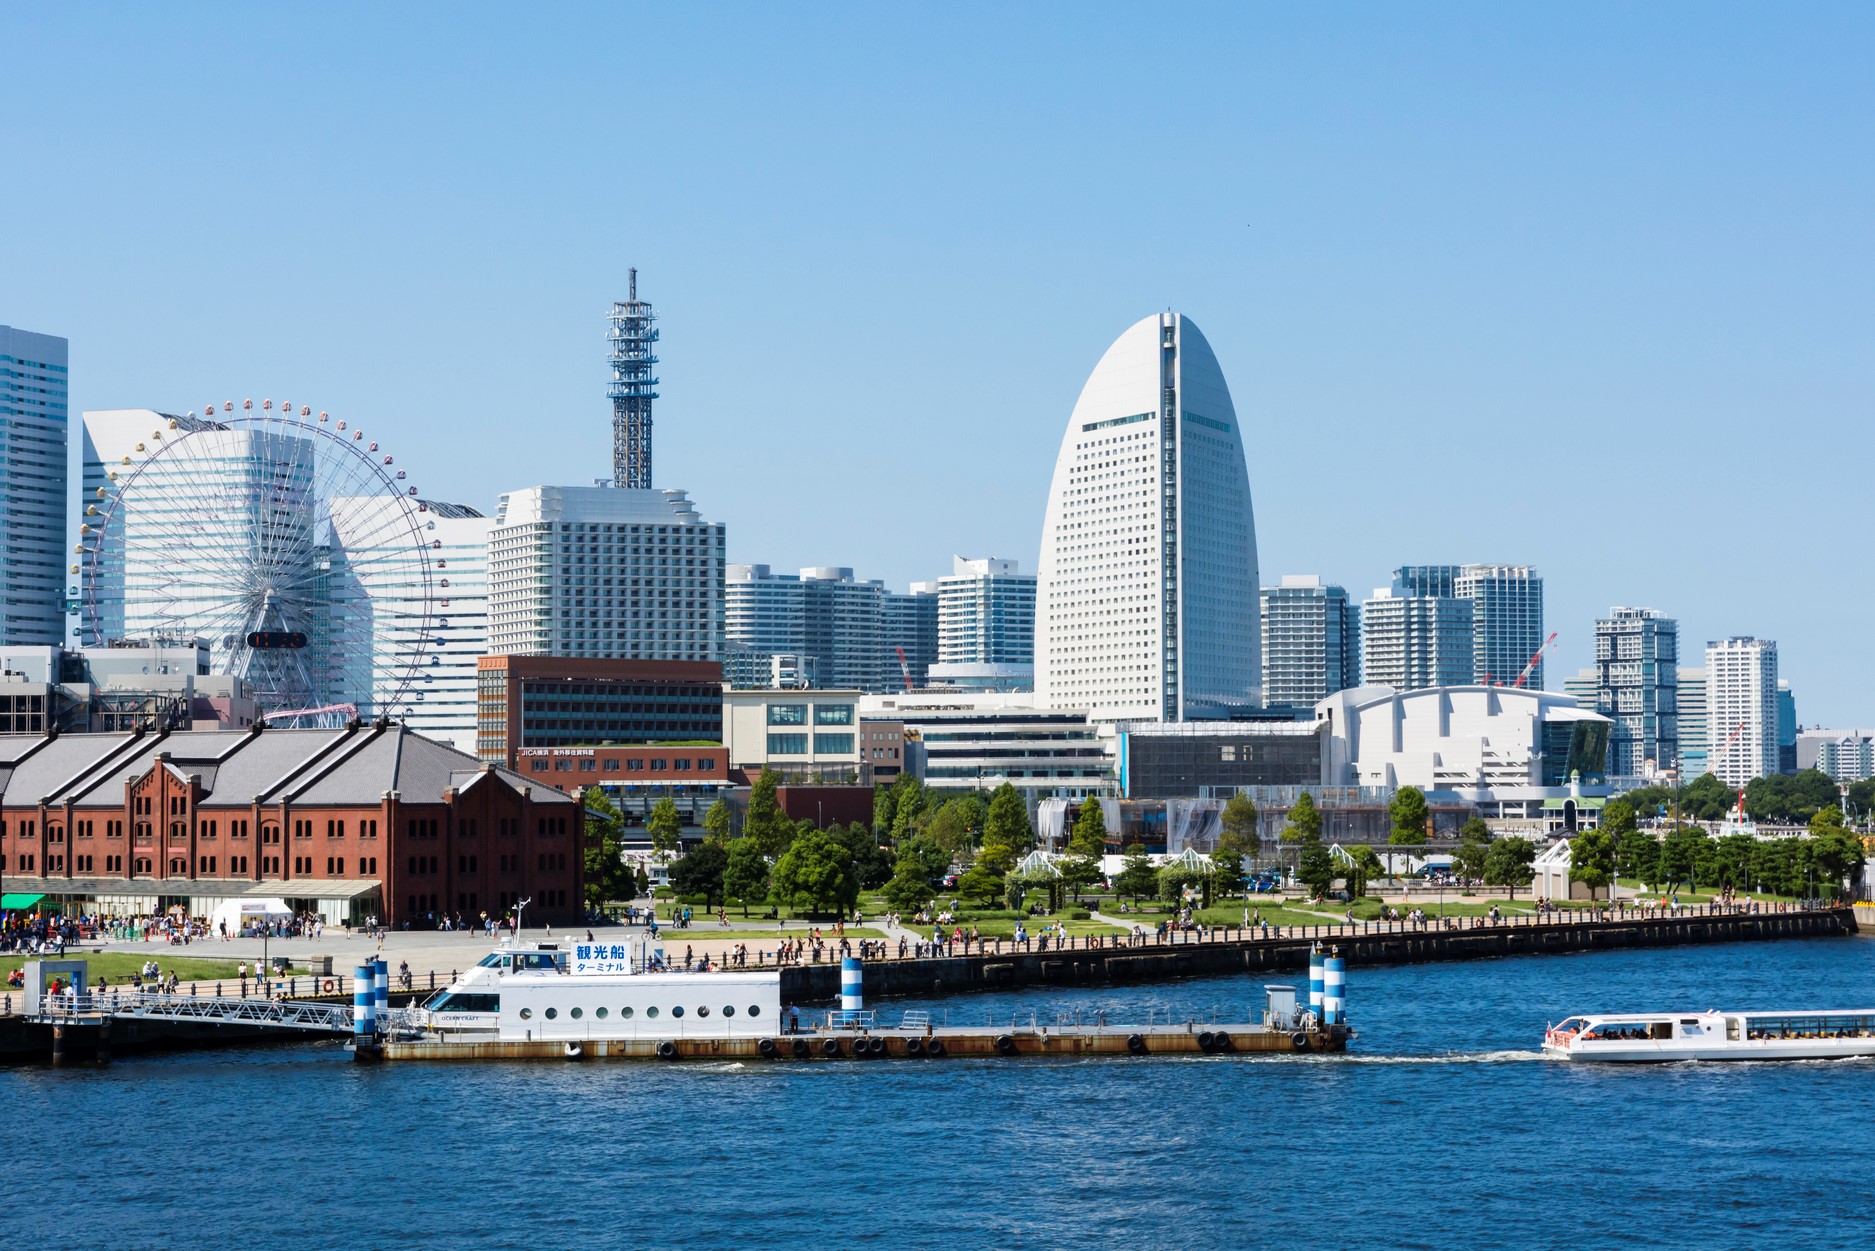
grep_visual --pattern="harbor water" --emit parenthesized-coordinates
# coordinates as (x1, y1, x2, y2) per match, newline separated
(5, 938, 1871, 1248)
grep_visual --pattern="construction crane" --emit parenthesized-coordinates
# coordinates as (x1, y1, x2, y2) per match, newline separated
(1510, 632, 1559, 689)
(894, 646, 914, 692)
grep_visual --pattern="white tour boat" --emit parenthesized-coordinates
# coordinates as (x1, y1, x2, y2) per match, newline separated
(415, 937, 783, 1044)
(1544, 1009, 1875, 1062)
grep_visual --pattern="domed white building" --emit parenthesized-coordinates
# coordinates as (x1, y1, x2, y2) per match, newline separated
(1035, 313, 1260, 723)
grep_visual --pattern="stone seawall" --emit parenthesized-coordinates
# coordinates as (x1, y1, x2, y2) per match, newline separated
(779, 907, 1858, 1004)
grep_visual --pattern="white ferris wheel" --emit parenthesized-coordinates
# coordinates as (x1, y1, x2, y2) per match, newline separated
(80, 399, 441, 728)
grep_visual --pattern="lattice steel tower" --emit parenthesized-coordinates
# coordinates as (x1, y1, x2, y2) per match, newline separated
(607, 268, 659, 489)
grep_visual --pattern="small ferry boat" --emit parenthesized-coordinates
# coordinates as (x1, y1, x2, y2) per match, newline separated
(411, 936, 781, 1046)
(1544, 1010, 1875, 1062)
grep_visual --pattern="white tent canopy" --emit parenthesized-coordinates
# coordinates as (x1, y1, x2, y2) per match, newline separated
(208, 896, 292, 935)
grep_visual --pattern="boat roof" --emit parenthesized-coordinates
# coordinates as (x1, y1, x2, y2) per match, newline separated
(1566, 1009, 1875, 1020)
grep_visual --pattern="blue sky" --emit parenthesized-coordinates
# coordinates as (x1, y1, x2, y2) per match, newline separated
(6, 3, 1873, 721)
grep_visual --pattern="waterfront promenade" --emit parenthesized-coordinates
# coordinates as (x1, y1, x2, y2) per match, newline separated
(4, 899, 1854, 1015)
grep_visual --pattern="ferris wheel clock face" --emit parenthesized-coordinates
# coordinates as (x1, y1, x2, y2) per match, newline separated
(81, 399, 438, 729)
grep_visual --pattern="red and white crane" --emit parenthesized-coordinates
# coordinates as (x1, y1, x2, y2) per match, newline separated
(1510, 631, 1559, 689)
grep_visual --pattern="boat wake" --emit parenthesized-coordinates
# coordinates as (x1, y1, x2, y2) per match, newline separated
(1301, 1049, 1550, 1065)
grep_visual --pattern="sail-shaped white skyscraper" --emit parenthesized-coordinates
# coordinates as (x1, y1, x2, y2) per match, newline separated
(1035, 312, 1260, 722)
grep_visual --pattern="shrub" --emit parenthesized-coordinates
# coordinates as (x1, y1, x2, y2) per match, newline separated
(1068, 909, 1091, 921)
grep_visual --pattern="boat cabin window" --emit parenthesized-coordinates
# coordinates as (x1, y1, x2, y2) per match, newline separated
(429, 992, 500, 1014)
(1742, 1014, 1875, 1040)
(514, 952, 564, 972)
(477, 953, 509, 969)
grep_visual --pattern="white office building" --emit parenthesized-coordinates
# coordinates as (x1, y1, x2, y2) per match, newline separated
(1592, 606, 1678, 776)
(1705, 637, 1778, 787)
(326, 498, 490, 751)
(1799, 729, 1875, 783)
(1454, 564, 1545, 688)
(488, 485, 724, 661)
(861, 689, 1114, 802)
(1677, 666, 1709, 779)
(1360, 588, 1472, 691)
(1, 327, 69, 646)
(1260, 575, 1358, 709)
(931, 556, 1035, 692)
(1035, 312, 1260, 722)
(724, 564, 889, 692)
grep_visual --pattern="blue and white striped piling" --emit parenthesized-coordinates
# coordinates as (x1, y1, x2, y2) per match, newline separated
(353, 965, 375, 1038)
(372, 957, 389, 1024)
(1323, 952, 1346, 1026)
(1308, 947, 1325, 1022)
(840, 957, 863, 1015)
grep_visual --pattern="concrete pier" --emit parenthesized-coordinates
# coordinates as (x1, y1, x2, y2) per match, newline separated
(777, 905, 1858, 1003)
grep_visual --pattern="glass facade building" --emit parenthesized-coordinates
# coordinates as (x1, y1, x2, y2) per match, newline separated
(0, 326, 68, 646)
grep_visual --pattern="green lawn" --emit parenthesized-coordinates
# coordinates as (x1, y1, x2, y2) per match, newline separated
(2, 952, 249, 985)
(926, 918, 1125, 940)
(651, 927, 886, 942)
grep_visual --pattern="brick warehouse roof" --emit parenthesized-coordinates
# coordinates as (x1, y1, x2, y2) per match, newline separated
(0, 723, 577, 810)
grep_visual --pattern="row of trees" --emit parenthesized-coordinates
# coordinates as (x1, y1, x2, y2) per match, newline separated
(1570, 797, 1867, 897)
(1619, 768, 1866, 827)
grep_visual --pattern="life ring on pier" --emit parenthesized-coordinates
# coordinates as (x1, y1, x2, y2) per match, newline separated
(1126, 1033, 1147, 1055)
(905, 1037, 926, 1057)
(656, 1040, 678, 1060)
(1291, 1032, 1310, 1051)
(1197, 1031, 1217, 1051)
(821, 1037, 843, 1057)
(322, 978, 335, 994)
(926, 1039, 947, 1057)
(757, 1037, 778, 1058)
(791, 1037, 810, 1058)
(994, 1033, 1017, 1055)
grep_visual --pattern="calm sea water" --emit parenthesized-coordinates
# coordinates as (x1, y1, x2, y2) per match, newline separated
(6, 938, 1872, 1249)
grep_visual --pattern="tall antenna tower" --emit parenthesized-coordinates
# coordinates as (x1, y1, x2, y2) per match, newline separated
(607, 268, 659, 489)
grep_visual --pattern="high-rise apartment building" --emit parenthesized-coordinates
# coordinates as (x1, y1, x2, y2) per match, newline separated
(931, 556, 1035, 691)
(487, 485, 724, 661)
(1360, 587, 1472, 691)
(1455, 564, 1545, 688)
(1593, 607, 1678, 776)
(1705, 638, 1778, 786)
(0, 326, 69, 646)
(882, 583, 938, 690)
(1259, 575, 1358, 709)
(1677, 666, 1708, 779)
(1035, 313, 1260, 722)
(724, 565, 890, 692)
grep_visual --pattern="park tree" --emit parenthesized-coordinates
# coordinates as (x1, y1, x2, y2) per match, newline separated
(1454, 818, 1493, 883)
(1657, 826, 1710, 892)
(1069, 798, 1109, 857)
(1483, 836, 1537, 899)
(1212, 792, 1261, 898)
(1807, 807, 1866, 897)
(881, 857, 937, 914)
(633, 864, 651, 897)
(1156, 863, 1207, 904)
(768, 828, 859, 917)
(984, 783, 1035, 853)
(1567, 827, 1616, 899)
(668, 840, 728, 909)
(647, 797, 684, 862)
(746, 768, 795, 860)
(1297, 840, 1338, 899)
(1746, 770, 1840, 825)
(1600, 798, 1637, 841)
(1712, 833, 1755, 890)
(580, 786, 636, 908)
(1115, 843, 1158, 903)
(888, 776, 930, 842)
(828, 821, 892, 890)
(922, 798, 981, 860)
(722, 836, 770, 917)
(1678, 774, 1737, 822)
(1348, 844, 1384, 898)
(955, 858, 1006, 907)
(702, 798, 733, 846)
(1616, 828, 1661, 889)
(1388, 786, 1430, 846)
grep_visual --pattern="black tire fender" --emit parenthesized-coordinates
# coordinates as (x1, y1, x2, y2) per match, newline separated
(1126, 1033, 1147, 1055)
(994, 1033, 1017, 1055)
(656, 1040, 678, 1060)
